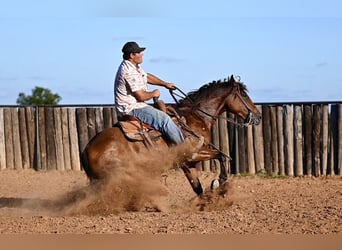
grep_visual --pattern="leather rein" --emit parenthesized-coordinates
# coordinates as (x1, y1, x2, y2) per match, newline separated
(169, 86, 254, 128)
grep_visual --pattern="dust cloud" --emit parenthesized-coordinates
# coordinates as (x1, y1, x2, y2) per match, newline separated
(57, 142, 195, 215)
(15, 141, 234, 215)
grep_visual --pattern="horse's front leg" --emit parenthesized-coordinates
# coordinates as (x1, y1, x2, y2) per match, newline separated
(211, 153, 229, 190)
(181, 163, 203, 195)
(191, 148, 230, 191)
(218, 153, 228, 184)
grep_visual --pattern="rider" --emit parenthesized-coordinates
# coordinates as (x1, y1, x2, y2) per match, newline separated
(114, 41, 203, 153)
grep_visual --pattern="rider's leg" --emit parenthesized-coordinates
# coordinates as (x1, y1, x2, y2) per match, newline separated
(130, 106, 184, 144)
(130, 106, 204, 159)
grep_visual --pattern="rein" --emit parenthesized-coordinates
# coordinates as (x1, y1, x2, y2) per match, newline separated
(170, 87, 252, 127)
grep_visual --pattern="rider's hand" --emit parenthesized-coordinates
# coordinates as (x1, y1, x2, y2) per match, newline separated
(164, 83, 176, 90)
(152, 89, 160, 98)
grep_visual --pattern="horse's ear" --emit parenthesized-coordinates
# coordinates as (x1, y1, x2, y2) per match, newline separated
(230, 74, 235, 82)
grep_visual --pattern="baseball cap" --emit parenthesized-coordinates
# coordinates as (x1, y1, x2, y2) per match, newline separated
(122, 41, 146, 54)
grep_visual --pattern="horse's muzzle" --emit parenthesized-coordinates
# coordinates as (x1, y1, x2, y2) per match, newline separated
(251, 112, 262, 125)
(245, 112, 262, 126)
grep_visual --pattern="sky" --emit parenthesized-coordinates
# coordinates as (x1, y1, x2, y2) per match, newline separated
(0, 0, 341, 105)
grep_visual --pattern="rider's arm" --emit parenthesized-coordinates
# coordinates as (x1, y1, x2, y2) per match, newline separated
(147, 73, 176, 90)
(133, 89, 160, 102)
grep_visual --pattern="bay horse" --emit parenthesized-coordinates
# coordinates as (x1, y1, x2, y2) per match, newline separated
(81, 75, 261, 196)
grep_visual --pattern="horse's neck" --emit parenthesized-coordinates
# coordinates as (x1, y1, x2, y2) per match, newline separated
(177, 85, 234, 133)
(180, 99, 225, 133)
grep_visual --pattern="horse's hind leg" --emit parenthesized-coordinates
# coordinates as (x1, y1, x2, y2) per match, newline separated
(181, 164, 203, 195)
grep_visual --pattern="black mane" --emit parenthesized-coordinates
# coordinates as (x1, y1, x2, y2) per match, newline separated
(179, 76, 247, 106)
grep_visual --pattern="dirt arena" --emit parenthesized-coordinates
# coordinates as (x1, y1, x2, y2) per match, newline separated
(0, 164, 341, 235)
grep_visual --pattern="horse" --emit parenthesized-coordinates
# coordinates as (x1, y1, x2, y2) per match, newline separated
(81, 75, 261, 196)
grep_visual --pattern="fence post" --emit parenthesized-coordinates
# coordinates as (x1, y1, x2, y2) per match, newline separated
(0, 108, 6, 170)
(312, 105, 322, 176)
(303, 104, 313, 176)
(253, 105, 264, 173)
(276, 106, 285, 175)
(294, 105, 303, 176)
(338, 104, 342, 175)
(284, 105, 294, 176)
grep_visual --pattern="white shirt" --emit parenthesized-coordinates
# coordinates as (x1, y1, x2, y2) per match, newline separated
(114, 60, 149, 114)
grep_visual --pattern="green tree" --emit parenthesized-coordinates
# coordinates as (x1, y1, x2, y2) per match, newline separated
(16, 86, 62, 105)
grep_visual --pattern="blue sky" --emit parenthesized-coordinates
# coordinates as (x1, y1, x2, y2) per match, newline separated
(0, 0, 341, 105)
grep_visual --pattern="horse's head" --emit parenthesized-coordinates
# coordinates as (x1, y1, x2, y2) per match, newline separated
(225, 75, 261, 126)
(177, 75, 261, 126)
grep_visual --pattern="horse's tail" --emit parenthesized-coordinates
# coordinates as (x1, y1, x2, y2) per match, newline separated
(80, 144, 99, 182)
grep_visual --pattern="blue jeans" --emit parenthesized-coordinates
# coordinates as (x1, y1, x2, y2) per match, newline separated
(129, 106, 184, 144)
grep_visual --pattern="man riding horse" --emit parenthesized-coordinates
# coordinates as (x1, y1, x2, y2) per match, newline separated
(114, 41, 204, 158)
(81, 41, 261, 197)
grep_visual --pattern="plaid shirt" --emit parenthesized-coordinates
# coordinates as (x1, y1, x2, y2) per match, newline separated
(114, 60, 149, 114)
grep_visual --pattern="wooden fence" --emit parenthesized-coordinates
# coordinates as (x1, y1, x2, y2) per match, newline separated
(0, 102, 341, 176)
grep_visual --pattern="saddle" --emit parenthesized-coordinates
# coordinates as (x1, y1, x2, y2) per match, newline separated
(116, 101, 184, 148)
(117, 116, 162, 142)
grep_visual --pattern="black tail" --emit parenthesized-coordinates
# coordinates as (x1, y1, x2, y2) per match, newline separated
(80, 147, 98, 182)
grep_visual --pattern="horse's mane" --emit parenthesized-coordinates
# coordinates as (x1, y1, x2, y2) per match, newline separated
(179, 76, 247, 106)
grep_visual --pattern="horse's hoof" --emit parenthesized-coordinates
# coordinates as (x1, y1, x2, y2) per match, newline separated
(194, 184, 204, 195)
(210, 179, 220, 190)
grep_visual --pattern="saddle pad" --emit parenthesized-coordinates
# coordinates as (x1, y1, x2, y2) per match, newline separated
(118, 120, 161, 141)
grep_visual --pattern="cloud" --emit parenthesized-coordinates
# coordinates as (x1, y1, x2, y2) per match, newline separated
(315, 62, 328, 68)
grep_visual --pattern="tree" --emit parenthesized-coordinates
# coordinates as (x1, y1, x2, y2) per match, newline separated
(16, 86, 62, 105)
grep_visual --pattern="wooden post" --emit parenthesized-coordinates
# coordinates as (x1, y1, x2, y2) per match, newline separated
(103, 107, 113, 129)
(331, 104, 339, 175)
(76, 108, 89, 155)
(11, 108, 22, 169)
(294, 105, 303, 176)
(38, 107, 47, 170)
(276, 106, 285, 175)
(95, 108, 104, 133)
(18, 107, 30, 169)
(61, 108, 72, 170)
(68, 108, 81, 171)
(303, 105, 313, 176)
(0, 108, 6, 170)
(112, 107, 118, 125)
(210, 119, 220, 172)
(284, 105, 294, 176)
(253, 105, 264, 173)
(237, 118, 247, 174)
(247, 125, 255, 174)
(218, 111, 230, 173)
(45, 107, 57, 170)
(328, 125, 335, 176)
(4, 108, 14, 169)
(312, 105, 322, 176)
(54, 107, 65, 171)
(26, 107, 36, 168)
(321, 104, 329, 175)
(227, 113, 237, 174)
(87, 108, 96, 140)
(262, 106, 272, 174)
(270, 106, 278, 174)
(338, 104, 342, 175)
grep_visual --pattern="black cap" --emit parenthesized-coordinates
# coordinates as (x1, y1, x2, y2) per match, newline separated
(122, 41, 146, 54)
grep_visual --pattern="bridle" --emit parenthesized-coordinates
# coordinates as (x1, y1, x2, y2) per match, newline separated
(170, 86, 256, 127)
